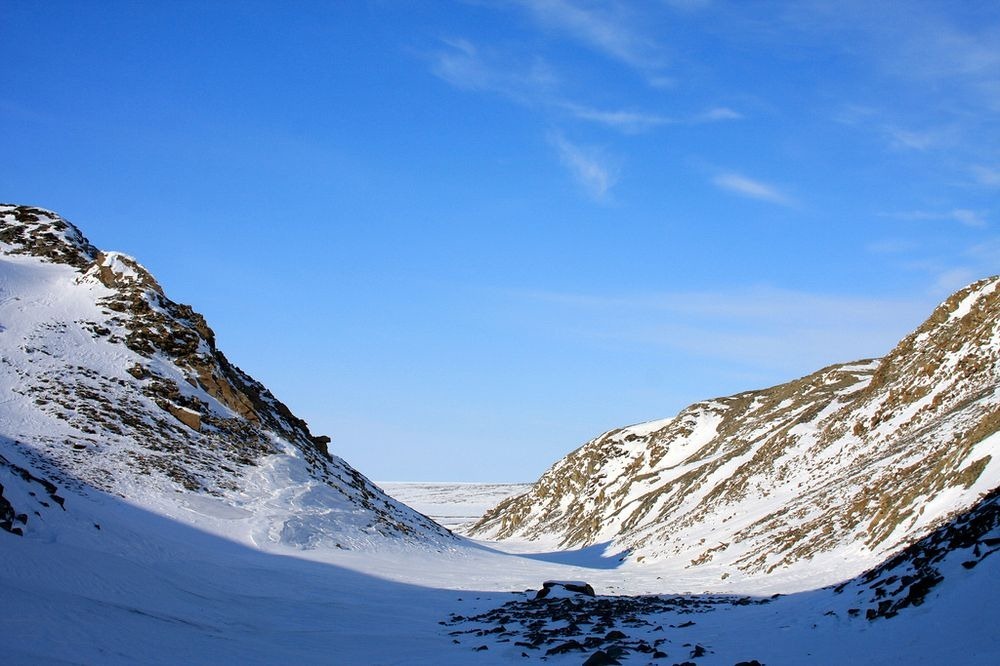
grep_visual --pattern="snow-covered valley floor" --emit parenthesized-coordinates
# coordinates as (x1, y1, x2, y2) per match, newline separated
(3, 479, 998, 665)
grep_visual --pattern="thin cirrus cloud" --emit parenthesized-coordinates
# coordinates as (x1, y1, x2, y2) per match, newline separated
(429, 39, 739, 135)
(559, 102, 674, 133)
(972, 165, 1000, 188)
(712, 172, 793, 206)
(429, 38, 558, 104)
(511, 285, 930, 374)
(549, 132, 619, 200)
(428, 37, 736, 200)
(886, 209, 989, 228)
(512, 0, 665, 74)
(696, 107, 743, 122)
(560, 102, 742, 133)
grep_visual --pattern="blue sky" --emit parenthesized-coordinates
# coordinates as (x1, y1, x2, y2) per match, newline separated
(3, 1, 998, 481)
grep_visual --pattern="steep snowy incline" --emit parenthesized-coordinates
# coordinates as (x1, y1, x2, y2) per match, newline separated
(0, 204, 452, 550)
(470, 276, 1000, 585)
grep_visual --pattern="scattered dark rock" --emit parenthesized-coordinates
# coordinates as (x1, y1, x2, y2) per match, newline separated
(444, 591, 767, 659)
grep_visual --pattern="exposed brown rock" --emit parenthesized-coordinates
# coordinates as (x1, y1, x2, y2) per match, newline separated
(167, 403, 201, 432)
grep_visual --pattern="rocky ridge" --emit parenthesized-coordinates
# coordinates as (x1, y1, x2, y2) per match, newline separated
(0, 204, 451, 547)
(470, 276, 1000, 582)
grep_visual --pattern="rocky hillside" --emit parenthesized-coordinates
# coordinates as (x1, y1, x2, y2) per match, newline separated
(0, 204, 452, 549)
(470, 276, 1000, 582)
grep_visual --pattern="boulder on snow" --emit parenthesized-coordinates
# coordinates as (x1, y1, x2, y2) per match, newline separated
(533, 580, 596, 600)
(583, 649, 622, 666)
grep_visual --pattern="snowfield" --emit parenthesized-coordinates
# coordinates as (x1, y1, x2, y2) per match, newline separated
(378, 481, 532, 530)
(2, 479, 999, 665)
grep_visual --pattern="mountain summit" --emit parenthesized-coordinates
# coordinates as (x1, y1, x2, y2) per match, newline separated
(470, 275, 1000, 586)
(0, 204, 451, 548)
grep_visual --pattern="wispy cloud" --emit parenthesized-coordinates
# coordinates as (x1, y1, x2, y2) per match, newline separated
(560, 102, 673, 133)
(663, 0, 713, 12)
(510, 285, 932, 374)
(695, 107, 743, 122)
(951, 209, 990, 228)
(800, 3, 1000, 182)
(884, 125, 957, 152)
(430, 38, 557, 104)
(972, 165, 1000, 188)
(429, 38, 731, 135)
(549, 133, 619, 200)
(932, 267, 978, 294)
(865, 238, 920, 255)
(560, 102, 741, 133)
(780, 2, 1000, 109)
(887, 237, 998, 297)
(835, 107, 959, 152)
(712, 171, 793, 206)
(513, 0, 665, 74)
(886, 209, 989, 228)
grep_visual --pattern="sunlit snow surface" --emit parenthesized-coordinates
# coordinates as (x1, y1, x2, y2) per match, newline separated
(2, 478, 999, 664)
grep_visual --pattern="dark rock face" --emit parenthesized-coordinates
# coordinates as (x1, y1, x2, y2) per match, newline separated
(582, 649, 621, 665)
(0, 482, 18, 535)
(0, 452, 66, 536)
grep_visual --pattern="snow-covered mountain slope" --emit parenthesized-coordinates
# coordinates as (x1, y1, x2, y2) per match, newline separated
(470, 276, 1000, 584)
(0, 204, 452, 550)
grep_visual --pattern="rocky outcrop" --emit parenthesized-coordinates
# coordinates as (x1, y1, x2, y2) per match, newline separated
(167, 403, 202, 431)
(471, 276, 1000, 577)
